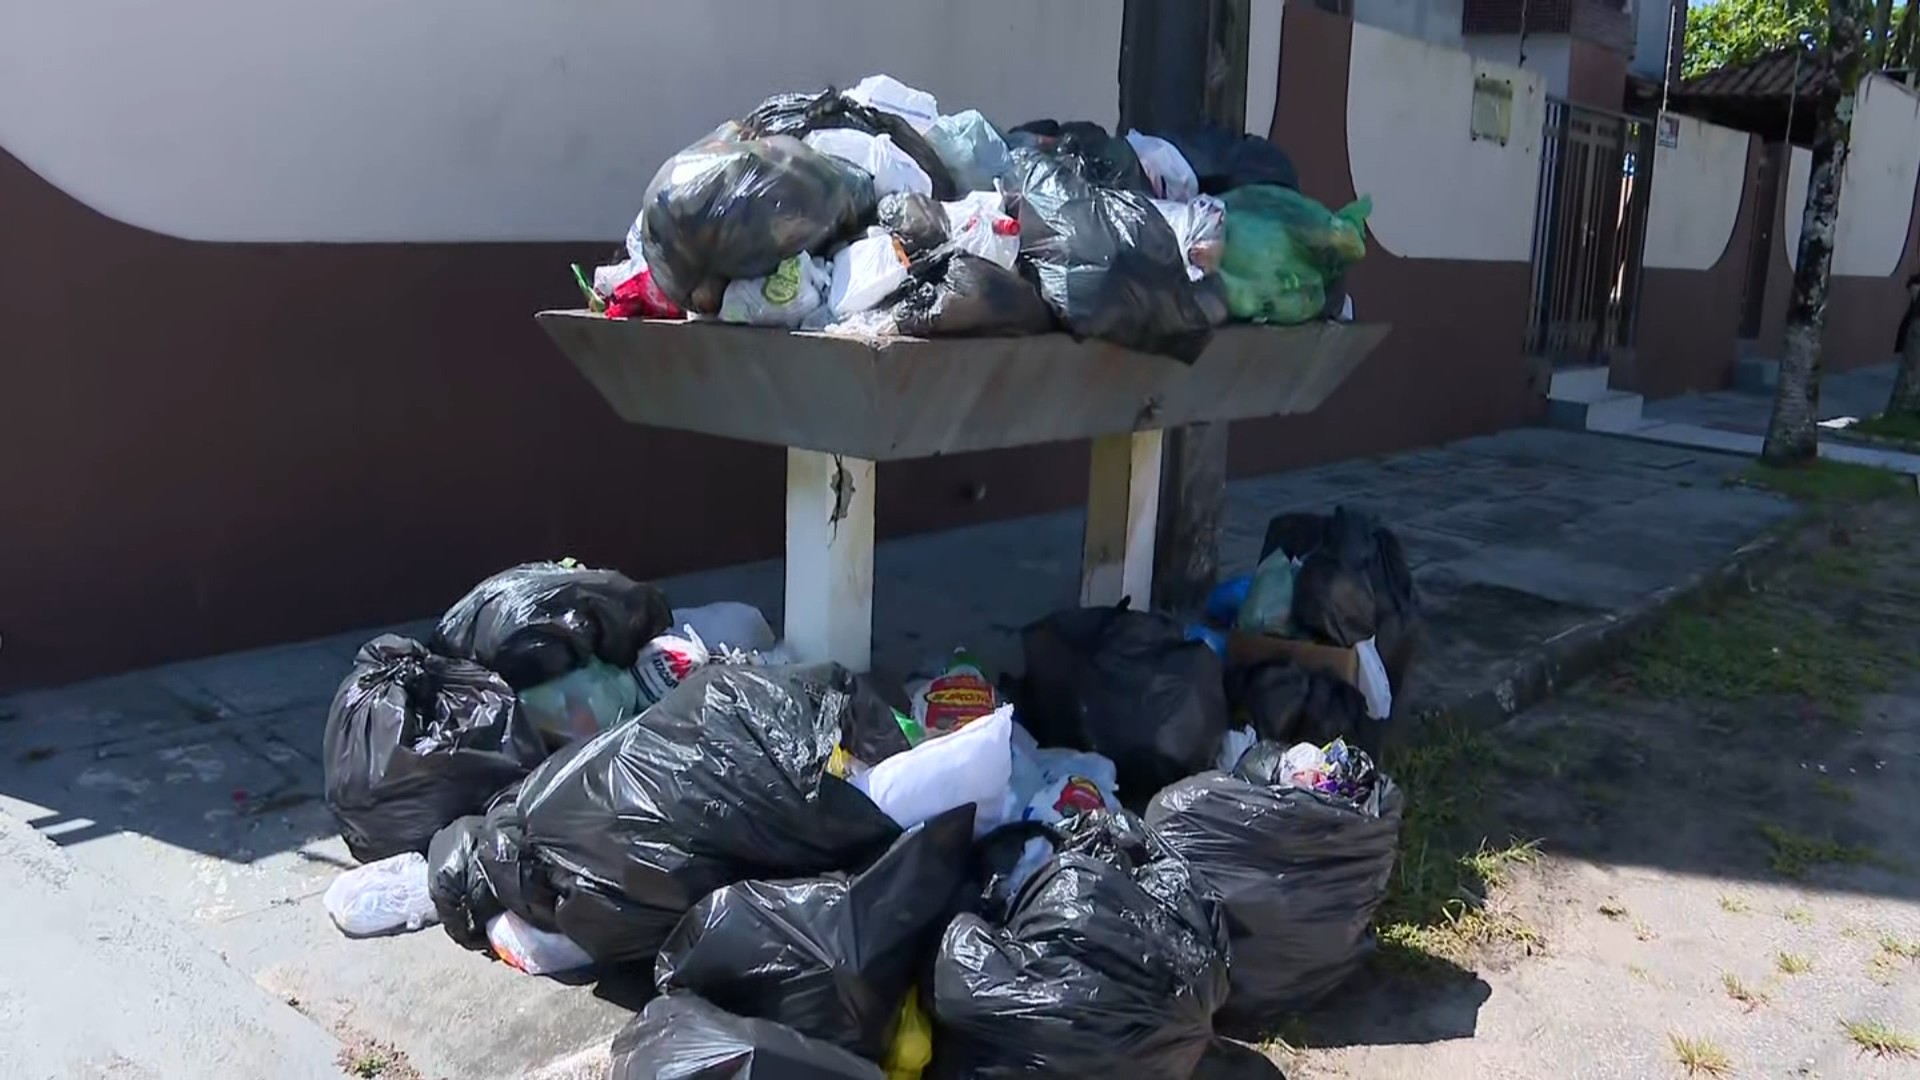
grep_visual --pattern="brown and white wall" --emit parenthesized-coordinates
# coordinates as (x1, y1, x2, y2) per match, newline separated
(1, 0, 1550, 689)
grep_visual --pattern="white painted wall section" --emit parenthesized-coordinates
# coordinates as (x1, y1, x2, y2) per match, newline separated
(1346, 24, 1546, 261)
(1784, 75, 1920, 276)
(0, 0, 1122, 243)
(1246, 0, 1285, 137)
(1643, 116, 1747, 270)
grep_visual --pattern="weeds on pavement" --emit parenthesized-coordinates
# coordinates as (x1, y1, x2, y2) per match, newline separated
(1718, 895, 1750, 914)
(1843, 1019, 1920, 1058)
(1669, 1033, 1733, 1077)
(1759, 823, 1879, 880)
(1775, 951, 1813, 975)
(1719, 972, 1768, 1010)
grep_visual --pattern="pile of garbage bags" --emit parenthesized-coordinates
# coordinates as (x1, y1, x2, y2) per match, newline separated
(320, 510, 1422, 1076)
(580, 73, 1373, 362)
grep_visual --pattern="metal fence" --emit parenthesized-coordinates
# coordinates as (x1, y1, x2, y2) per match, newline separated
(1525, 99, 1657, 367)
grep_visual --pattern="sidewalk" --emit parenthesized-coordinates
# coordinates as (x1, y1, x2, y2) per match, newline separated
(1626, 362, 1920, 474)
(0, 427, 1802, 1079)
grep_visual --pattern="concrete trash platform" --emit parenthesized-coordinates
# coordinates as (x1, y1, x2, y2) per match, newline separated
(0, 427, 1800, 1079)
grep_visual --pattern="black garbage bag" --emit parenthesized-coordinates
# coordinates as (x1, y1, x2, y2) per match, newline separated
(876, 191, 949, 257)
(743, 89, 958, 200)
(1008, 120, 1154, 194)
(611, 994, 884, 1080)
(890, 253, 1055, 337)
(1227, 661, 1375, 755)
(431, 562, 674, 691)
(1147, 742, 1403, 1028)
(1015, 605, 1229, 807)
(656, 805, 976, 1059)
(929, 811, 1231, 1080)
(323, 635, 547, 864)
(640, 126, 878, 313)
(1166, 126, 1300, 194)
(1009, 148, 1213, 362)
(1260, 508, 1421, 686)
(516, 664, 902, 967)
(427, 783, 564, 949)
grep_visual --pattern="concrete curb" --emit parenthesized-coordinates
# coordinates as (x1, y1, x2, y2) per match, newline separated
(1410, 528, 1790, 732)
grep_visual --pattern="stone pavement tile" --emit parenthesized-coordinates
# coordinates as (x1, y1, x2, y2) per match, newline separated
(1419, 543, 1679, 613)
(0, 670, 211, 756)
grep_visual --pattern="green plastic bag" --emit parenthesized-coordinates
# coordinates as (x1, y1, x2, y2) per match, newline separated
(1218, 185, 1370, 325)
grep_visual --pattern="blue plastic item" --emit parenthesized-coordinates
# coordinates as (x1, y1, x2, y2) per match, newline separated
(1204, 575, 1253, 626)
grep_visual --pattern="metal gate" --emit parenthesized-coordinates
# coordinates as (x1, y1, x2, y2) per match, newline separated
(1525, 100, 1657, 367)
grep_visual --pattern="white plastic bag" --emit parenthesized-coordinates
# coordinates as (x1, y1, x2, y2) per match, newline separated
(829, 228, 912, 318)
(927, 110, 1013, 192)
(804, 129, 932, 198)
(1356, 637, 1393, 720)
(719, 254, 832, 327)
(672, 602, 777, 654)
(487, 912, 594, 975)
(853, 704, 1013, 836)
(942, 193, 1020, 270)
(847, 74, 940, 133)
(323, 852, 437, 937)
(635, 629, 712, 706)
(592, 257, 643, 298)
(1127, 131, 1201, 202)
(1216, 726, 1259, 773)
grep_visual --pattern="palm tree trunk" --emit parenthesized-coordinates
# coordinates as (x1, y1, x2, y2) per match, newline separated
(1764, 5, 1869, 465)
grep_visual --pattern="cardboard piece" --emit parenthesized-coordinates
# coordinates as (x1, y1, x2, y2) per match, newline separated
(1224, 632, 1360, 689)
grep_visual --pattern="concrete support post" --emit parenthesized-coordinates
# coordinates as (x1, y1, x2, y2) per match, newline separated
(1080, 429, 1165, 607)
(784, 448, 875, 671)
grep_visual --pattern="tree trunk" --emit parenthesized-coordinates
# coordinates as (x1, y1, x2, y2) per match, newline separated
(1888, 279, 1920, 414)
(1764, 5, 1868, 465)
(1872, 0, 1894, 67)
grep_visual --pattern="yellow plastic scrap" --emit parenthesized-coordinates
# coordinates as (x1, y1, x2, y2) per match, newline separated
(882, 992, 933, 1080)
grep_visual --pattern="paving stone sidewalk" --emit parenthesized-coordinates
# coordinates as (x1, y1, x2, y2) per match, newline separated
(0, 427, 1799, 1080)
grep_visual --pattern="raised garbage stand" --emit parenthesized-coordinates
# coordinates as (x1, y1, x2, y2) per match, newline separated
(538, 311, 1389, 671)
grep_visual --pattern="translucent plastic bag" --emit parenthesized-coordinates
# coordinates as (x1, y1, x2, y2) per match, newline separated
(830, 228, 912, 318)
(805, 129, 933, 198)
(517, 661, 642, 747)
(324, 852, 438, 936)
(1218, 185, 1370, 325)
(641, 127, 877, 314)
(488, 911, 594, 975)
(672, 602, 777, 654)
(1234, 549, 1298, 634)
(926, 110, 1012, 193)
(1153, 197, 1226, 281)
(1127, 131, 1200, 202)
(942, 192, 1019, 269)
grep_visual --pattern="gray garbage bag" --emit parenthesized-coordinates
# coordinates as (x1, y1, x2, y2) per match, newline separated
(611, 994, 883, 1080)
(655, 805, 976, 1058)
(1146, 743, 1403, 1027)
(926, 110, 1013, 192)
(876, 191, 950, 257)
(929, 811, 1231, 1080)
(431, 561, 674, 691)
(889, 253, 1055, 338)
(641, 126, 878, 313)
(323, 636, 547, 864)
(514, 664, 903, 967)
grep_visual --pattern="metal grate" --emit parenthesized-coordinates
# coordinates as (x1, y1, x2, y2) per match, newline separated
(1525, 99, 1656, 367)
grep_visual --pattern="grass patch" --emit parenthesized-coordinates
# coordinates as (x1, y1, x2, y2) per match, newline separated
(1742, 459, 1914, 504)
(1812, 776, 1857, 803)
(1374, 720, 1545, 971)
(1878, 934, 1920, 960)
(1760, 823, 1880, 879)
(1843, 1019, 1920, 1058)
(1718, 894, 1751, 915)
(1620, 591, 1900, 720)
(1670, 1033, 1734, 1077)
(1850, 411, 1920, 445)
(1633, 917, 1659, 942)
(1776, 951, 1813, 975)
(1783, 905, 1815, 926)
(1720, 971, 1769, 1010)
(1599, 901, 1629, 920)
(1627, 962, 1654, 982)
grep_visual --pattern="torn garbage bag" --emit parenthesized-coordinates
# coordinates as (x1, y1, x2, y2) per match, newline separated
(431, 561, 674, 691)
(323, 635, 546, 864)
(929, 811, 1231, 1080)
(515, 664, 902, 967)
(743, 89, 957, 200)
(1015, 605, 1229, 807)
(641, 126, 878, 314)
(611, 994, 884, 1080)
(1010, 148, 1213, 362)
(1147, 741, 1403, 1026)
(888, 253, 1053, 338)
(655, 805, 976, 1059)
